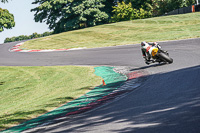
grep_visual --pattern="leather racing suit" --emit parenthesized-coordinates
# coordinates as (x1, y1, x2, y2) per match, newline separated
(141, 41, 161, 65)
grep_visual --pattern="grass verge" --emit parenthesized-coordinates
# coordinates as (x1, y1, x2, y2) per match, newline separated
(0, 66, 102, 131)
(22, 12, 200, 50)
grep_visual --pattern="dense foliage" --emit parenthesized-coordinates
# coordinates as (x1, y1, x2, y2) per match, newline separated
(0, 8, 15, 32)
(115, 0, 196, 16)
(1, 0, 8, 3)
(111, 0, 196, 21)
(4, 31, 53, 43)
(111, 1, 152, 22)
(31, 0, 109, 33)
(0, 0, 15, 32)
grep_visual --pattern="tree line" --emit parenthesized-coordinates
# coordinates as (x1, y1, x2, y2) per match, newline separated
(4, 32, 53, 43)
(1, 0, 197, 43)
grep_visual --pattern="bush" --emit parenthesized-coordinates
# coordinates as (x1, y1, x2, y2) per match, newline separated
(138, 8, 152, 19)
(111, 2, 134, 22)
(111, 2, 152, 22)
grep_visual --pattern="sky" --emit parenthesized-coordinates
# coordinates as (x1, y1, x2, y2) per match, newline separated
(0, 0, 50, 44)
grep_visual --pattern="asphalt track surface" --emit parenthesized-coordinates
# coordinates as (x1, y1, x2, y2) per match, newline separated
(1, 38, 200, 133)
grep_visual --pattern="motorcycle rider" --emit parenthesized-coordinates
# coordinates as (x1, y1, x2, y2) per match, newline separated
(141, 41, 161, 65)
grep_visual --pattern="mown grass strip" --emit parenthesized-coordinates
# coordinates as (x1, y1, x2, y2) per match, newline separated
(21, 12, 200, 50)
(0, 66, 102, 131)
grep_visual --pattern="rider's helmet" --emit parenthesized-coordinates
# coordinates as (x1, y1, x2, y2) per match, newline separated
(141, 41, 147, 47)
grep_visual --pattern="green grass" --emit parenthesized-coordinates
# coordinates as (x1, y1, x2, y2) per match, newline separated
(0, 66, 102, 130)
(22, 12, 200, 50)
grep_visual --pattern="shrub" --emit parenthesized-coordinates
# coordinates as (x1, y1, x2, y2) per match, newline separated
(111, 2, 152, 22)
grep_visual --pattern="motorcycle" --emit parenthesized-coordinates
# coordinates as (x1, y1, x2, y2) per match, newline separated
(147, 45, 173, 64)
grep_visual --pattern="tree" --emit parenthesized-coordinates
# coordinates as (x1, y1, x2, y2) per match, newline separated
(42, 31, 53, 37)
(1, 0, 8, 3)
(125, 0, 153, 10)
(0, 0, 15, 32)
(185, 0, 196, 5)
(31, 32, 41, 39)
(111, 1, 135, 22)
(102, 0, 119, 17)
(0, 8, 15, 32)
(4, 37, 11, 43)
(31, 0, 109, 33)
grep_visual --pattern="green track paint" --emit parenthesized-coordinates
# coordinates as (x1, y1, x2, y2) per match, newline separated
(2, 66, 127, 133)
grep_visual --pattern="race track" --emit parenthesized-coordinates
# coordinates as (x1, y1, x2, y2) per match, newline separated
(1, 38, 200, 133)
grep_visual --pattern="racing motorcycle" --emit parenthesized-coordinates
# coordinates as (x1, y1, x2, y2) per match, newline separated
(148, 44, 173, 64)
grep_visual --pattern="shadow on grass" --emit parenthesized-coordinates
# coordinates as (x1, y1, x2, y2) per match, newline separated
(8, 87, 24, 90)
(42, 97, 75, 108)
(78, 86, 94, 90)
(0, 82, 5, 85)
(0, 109, 47, 131)
(1, 81, 127, 132)
(54, 97, 74, 102)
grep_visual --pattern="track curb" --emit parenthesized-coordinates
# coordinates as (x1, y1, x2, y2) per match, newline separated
(9, 42, 86, 52)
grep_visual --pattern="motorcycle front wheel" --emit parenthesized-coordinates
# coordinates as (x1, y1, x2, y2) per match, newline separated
(158, 52, 173, 64)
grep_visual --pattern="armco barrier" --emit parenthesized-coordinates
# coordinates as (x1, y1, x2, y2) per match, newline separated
(164, 4, 199, 16)
(195, 4, 200, 11)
